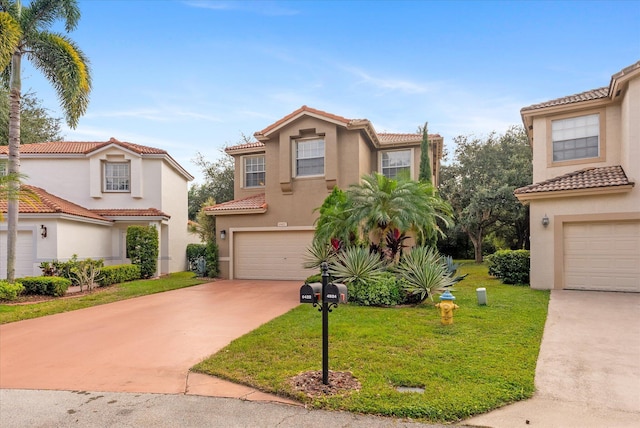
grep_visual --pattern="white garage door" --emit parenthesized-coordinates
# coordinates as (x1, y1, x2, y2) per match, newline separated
(234, 230, 314, 280)
(0, 230, 35, 278)
(564, 221, 640, 292)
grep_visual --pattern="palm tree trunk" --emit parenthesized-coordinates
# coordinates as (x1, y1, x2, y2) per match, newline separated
(6, 52, 21, 283)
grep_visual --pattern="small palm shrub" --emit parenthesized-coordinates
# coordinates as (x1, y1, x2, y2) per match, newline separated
(329, 246, 386, 284)
(0, 280, 24, 301)
(486, 249, 530, 284)
(395, 246, 455, 302)
(71, 258, 104, 292)
(348, 272, 404, 306)
(303, 239, 339, 270)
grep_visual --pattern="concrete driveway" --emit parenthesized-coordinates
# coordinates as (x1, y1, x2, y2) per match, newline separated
(465, 290, 640, 428)
(0, 280, 301, 401)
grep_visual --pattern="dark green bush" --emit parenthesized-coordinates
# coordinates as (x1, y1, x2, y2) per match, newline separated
(39, 255, 81, 281)
(486, 249, 530, 285)
(127, 225, 159, 279)
(19, 276, 71, 297)
(0, 280, 24, 300)
(98, 264, 141, 286)
(205, 240, 219, 278)
(348, 272, 403, 306)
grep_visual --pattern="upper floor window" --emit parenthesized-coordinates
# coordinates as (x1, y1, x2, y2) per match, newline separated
(552, 113, 599, 162)
(104, 162, 130, 192)
(296, 138, 324, 176)
(244, 155, 265, 187)
(381, 150, 411, 179)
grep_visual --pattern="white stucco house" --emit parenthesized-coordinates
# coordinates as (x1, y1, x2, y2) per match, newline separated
(0, 138, 197, 278)
(515, 61, 639, 292)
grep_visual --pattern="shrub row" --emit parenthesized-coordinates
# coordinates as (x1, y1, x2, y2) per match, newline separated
(0, 280, 25, 301)
(99, 264, 141, 286)
(19, 277, 71, 297)
(486, 249, 530, 285)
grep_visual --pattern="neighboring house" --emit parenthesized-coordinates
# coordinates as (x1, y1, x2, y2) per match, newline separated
(206, 105, 444, 280)
(515, 61, 639, 293)
(0, 138, 196, 278)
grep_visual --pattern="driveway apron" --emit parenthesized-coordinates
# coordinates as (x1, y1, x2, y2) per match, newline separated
(0, 280, 301, 394)
(465, 290, 640, 427)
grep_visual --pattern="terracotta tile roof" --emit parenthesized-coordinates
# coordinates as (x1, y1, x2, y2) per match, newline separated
(377, 133, 442, 144)
(255, 105, 352, 138)
(90, 208, 170, 218)
(521, 88, 609, 112)
(0, 186, 111, 222)
(0, 138, 167, 155)
(205, 193, 266, 213)
(514, 165, 634, 195)
(225, 141, 265, 153)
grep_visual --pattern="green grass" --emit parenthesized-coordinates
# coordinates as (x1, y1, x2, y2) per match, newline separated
(192, 263, 549, 423)
(0, 272, 208, 324)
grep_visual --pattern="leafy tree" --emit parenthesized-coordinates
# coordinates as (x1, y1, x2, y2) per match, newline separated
(418, 121, 432, 184)
(1, 0, 91, 282)
(189, 150, 235, 220)
(438, 126, 531, 262)
(313, 186, 354, 247)
(0, 88, 63, 145)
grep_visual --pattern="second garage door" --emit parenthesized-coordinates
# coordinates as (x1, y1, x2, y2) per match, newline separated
(564, 221, 640, 292)
(234, 230, 314, 280)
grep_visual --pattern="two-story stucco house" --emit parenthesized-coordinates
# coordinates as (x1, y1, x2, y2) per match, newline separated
(515, 61, 639, 292)
(206, 105, 443, 280)
(0, 138, 196, 278)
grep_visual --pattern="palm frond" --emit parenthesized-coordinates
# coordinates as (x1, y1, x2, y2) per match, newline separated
(0, 11, 21, 72)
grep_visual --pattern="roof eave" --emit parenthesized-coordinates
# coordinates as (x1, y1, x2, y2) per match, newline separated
(515, 184, 634, 202)
(205, 207, 267, 216)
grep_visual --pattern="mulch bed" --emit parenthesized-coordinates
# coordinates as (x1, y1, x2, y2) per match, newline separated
(288, 370, 361, 397)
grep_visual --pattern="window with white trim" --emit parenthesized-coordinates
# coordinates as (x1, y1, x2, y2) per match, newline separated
(104, 162, 130, 192)
(0, 161, 6, 176)
(244, 155, 265, 187)
(295, 138, 324, 176)
(381, 150, 411, 179)
(552, 113, 600, 162)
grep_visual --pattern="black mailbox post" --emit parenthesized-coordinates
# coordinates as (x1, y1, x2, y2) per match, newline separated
(298, 262, 347, 385)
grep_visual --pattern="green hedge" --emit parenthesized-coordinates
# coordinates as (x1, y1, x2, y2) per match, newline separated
(486, 249, 530, 285)
(19, 276, 71, 297)
(98, 264, 141, 286)
(0, 280, 24, 301)
(348, 273, 404, 306)
(127, 225, 159, 279)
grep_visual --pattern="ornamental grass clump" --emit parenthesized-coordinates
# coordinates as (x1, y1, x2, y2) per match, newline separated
(395, 246, 455, 302)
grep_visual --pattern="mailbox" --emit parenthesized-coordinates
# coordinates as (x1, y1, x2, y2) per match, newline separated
(325, 283, 348, 304)
(300, 283, 323, 304)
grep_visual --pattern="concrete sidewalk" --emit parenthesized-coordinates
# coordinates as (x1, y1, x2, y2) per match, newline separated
(464, 290, 640, 427)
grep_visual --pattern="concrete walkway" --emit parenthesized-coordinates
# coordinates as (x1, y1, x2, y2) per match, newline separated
(465, 290, 640, 427)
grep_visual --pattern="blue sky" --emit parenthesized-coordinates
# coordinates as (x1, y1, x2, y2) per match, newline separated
(21, 0, 640, 183)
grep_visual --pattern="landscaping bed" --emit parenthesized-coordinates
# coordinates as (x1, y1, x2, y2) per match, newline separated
(192, 263, 549, 423)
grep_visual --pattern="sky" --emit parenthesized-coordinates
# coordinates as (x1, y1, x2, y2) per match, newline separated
(19, 0, 640, 184)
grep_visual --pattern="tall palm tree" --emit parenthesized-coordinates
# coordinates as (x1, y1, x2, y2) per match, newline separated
(0, 0, 91, 282)
(347, 173, 453, 251)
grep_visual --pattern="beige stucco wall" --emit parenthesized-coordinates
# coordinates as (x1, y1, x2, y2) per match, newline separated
(527, 72, 640, 290)
(16, 147, 194, 275)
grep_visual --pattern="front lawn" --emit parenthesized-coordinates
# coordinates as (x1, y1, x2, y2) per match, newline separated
(193, 263, 549, 423)
(0, 272, 208, 324)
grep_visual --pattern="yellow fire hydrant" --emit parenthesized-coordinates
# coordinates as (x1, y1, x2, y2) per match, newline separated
(435, 290, 459, 325)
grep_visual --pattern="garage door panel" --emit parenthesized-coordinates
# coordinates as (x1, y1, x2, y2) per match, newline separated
(234, 230, 314, 280)
(564, 221, 640, 292)
(0, 231, 34, 278)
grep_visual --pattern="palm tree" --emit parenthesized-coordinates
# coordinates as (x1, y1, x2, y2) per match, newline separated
(0, 0, 91, 282)
(347, 173, 453, 254)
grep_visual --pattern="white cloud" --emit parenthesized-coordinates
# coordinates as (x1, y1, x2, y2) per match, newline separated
(183, 1, 300, 16)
